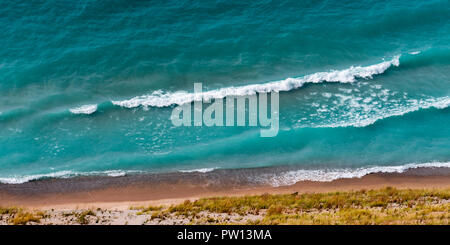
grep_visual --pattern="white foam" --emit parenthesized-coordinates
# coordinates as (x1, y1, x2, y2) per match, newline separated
(1, 162, 449, 186)
(0, 171, 74, 184)
(69, 104, 98, 115)
(112, 56, 400, 108)
(261, 161, 450, 187)
(0, 168, 219, 184)
(318, 96, 450, 128)
(0, 169, 142, 184)
(179, 167, 218, 173)
(97, 170, 129, 177)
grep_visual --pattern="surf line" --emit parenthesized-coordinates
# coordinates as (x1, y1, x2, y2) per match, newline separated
(170, 83, 279, 137)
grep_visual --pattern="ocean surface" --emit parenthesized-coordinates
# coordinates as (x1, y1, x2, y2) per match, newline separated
(0, 0, 449, 185)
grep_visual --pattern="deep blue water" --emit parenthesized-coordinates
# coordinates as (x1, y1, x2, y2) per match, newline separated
(0, 0, 449, 184)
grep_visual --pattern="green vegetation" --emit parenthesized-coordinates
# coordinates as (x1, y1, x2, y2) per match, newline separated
(1, 187, 448, 225)
(137, 187, 450, 225)
(0, 207, 45, 225)
(0, 207, 20, 215)
(77, 210, 96, 224)
(131, 205, 163, 215)
(62, 210, 97, 224)
(11, 212, 43, 225)
(254, 204, 450, 225)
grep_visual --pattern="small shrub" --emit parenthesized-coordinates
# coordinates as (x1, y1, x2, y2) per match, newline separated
(77, 210, 96, 225)
(267, 205, 284, 216)
(12, 212, 42, 225)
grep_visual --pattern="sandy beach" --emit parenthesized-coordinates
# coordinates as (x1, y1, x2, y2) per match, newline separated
(1, 167, 449, 210)
(0, 167, 449, 225)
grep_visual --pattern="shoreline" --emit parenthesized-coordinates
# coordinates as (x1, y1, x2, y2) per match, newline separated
(1, 167, 449, 210)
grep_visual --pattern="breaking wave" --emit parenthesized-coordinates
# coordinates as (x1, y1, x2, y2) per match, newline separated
(178, 167, 218, 173)
(112, 56, 400, 108)
(0, 170, 143, 184)
(69, 104, 98, 115)
(259, 161, 450, 187)
(315, 96, 450, 128)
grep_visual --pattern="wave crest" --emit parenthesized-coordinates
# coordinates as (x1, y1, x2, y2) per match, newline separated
(69, 104, 98, 115)
(178, 167, 218, 173)
(112, 56, 400, 108)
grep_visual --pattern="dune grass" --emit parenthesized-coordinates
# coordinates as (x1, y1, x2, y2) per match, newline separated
(137, 187, 450, 225)
(1, 187, 449, 224)
(62, 210, 97, 224)
(0, 207, 45, 225)
(11, 211, 44, 225)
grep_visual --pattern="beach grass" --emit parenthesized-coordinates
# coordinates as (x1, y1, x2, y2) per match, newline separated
(138, 187, 449, 225)
(1, 187, 449, 225)
(0, 207, 45, 225)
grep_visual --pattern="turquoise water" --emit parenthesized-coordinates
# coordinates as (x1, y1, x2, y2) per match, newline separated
(0, 0, 449, 184)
